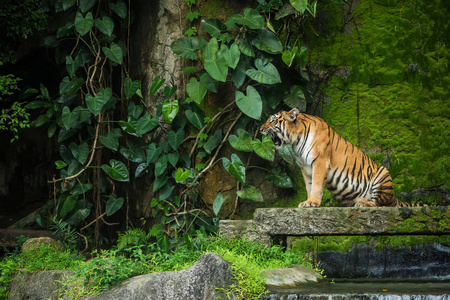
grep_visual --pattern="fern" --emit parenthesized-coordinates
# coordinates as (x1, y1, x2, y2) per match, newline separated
(50, 219, 78, 249)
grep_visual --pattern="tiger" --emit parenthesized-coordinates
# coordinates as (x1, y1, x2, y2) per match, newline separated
(260, 107, 423, 207)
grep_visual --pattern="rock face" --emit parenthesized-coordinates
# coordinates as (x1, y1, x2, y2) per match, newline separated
(86, 252, 234, 300)
(262, 265, 324, 288)
(21, 237, 65, 252)
(9, 270, 75, 300)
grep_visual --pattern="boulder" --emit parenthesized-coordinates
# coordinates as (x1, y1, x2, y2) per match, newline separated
(21, 237, 65, 252)
(9, 270, 75, 300)
(262, 265, 324, 288)
(86, 252, 234, 300)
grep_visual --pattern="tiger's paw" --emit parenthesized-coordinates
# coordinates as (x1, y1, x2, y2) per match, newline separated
(298, 200, 321, 207)
(354, 201, 377, 207)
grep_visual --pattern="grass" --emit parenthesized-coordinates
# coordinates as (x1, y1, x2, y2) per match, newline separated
(0, 234, 312, 300)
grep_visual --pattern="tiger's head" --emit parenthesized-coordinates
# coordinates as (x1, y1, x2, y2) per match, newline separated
(260, 108, 300, 149)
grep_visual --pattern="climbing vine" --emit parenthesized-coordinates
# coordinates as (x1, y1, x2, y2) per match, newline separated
(24, 0, 320, 250)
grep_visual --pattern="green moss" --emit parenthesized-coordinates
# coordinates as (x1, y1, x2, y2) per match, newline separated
(307, 0, 449, 193)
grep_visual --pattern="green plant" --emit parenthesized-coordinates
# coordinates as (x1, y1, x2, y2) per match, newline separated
(0, 254, 18, 300)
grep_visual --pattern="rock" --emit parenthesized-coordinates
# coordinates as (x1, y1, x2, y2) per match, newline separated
(262, 265, 324, 288)
(219, 220, 271, 245)
(9, 270, 75, 300)
(21, 237, 65, 252)
(86, 252, 234, 300)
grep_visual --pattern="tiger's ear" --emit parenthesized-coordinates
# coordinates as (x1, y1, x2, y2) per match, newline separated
(286, 108, 300, 122)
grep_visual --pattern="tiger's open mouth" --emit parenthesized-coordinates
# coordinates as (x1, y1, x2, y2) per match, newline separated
(263, 130, 283, 149)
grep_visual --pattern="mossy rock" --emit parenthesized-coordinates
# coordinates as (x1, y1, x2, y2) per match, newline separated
(21, 237, 65, 253)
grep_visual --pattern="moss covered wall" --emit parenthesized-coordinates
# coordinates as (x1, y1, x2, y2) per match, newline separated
(307, 0, 449, 194)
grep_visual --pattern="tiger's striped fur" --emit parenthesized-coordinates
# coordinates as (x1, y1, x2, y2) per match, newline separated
(260, 108, 422, 207)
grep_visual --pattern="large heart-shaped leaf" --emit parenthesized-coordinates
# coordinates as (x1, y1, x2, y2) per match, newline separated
(80, 0, 96, 13)
(231, 59, 246, 88)
(159, 184, 174, 201)
(168, 129, 184, 150)
(154, 161, 167, 177)
(219, 43, 240, 69)
(170, 37, 199, 60)
(150, 76, 166, 96)
(120, 141, 146, 163)
(201, 18, 227, 39)
(237, 185, 263, 202)
(60, 194, 78, 218)
(111, 0, 127, 18)
(153, 176, 168, 192)
(213, 192, 229, 216)
(236, 39, 255, 57)
(70, 141, 89, 164)
(66, 54, 82, 78)
(103, 43, 123, 64)
(202, 38, 228, 82)
(204, 128, 222, 154)
(86, 87, 112, 116)
(147, 143, 163, 164)
(118, 119, 138, 136)
(231, 8, 264, 29)
(185, 110, 204, 130)
(106, 194, 124, 216)
(186, 77, 207, 105)
(101, 159, 129, 182)
(162, 99, 179, 124)
(290, 0, 308, 13)
(282, 46, 298, 67)
(252, 29, 283, 54)
(168, 152, 179, 167)
(266, 168, 293, 188)
(235, 85, 262, 120)
(74, 12, 94, 36)
(136, 112, 158, 136)
(174, 168, 190, 183)
(228, 129, 253, 152)
(61, 106, 80, 129)
(246, 58, 281, 84)
(99, 128, 121, 151)
(59, 76, 84, 96)
(124, 77, 140, 99)
(222, 153, 245, 184)
(283, 85, 306, 110)
(95, 16, 114, 37)
(252, 135, 275, 161)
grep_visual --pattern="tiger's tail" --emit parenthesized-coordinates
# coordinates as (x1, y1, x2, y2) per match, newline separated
(394, 198, 428, 207)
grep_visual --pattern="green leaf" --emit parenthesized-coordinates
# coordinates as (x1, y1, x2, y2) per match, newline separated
(232, 8, 264, 29)
(235, 85, 262, 120)
(135, 163, 148, 178)
(59, 76, 84, 96)
(70, 141, 89, 164)
(164, 86, 177, 99)
(86, 87, 112, 116)
(61, 106, 80, 129)
(150, 76, 166, 96)
(62, 0, 76, 10)
(220, 43, 240, 69)
(120, 142, 146, 163)
(162, 100, 179, 124)
(119, 119, 138, 136)
(186, 77, 208, 105)
(66, 55, 82, 78)
(153, 176, 167, 192)
(222, 154, 245, 184)
(290, 0, 308, 13)
(95, 16, 114, 36)
(252, 135, 275, 161)
(185, 110, 204, 130)
(60, 194, 78, 218)
(55, 160, 67, 170)
(266, 168, 293, 188)
(147, 143, 163, 164)
(111, 0, 127, 18)
(99, 128, 121, 151)
(246, 58, 281, 84)
(26, 101, 49, 109)
(231, 59, 246, 88)
(282, 46, 298, 67)
(136, 112, 158, 136)
(106, 195, 124, 216)
(159, 184, 174, 201)
(168, 129, 184, 150)
(154, 161, 167, 177)
(202, 38, 228, 82)
(283, 85, 306, 110)
(103, 43, 123, 64)
(80, 0, 97, 12)
(186, 11, 199, 21)
(252, 29, 283, 54)
(156, 231, 170, 252)
(201, 18, 227, 39)
(170, 37, 199, 60)
(74, 12, 94, 36)
(124, 77, 140, 99)
(66, 208, 90, 226)
(237, 185, 263, 201)
(236, 39, 255, 57)
(204, 128, 222, 154)
(168, 153, 179, 167)
(228, 129, 253, 152)
(101, 159, 130, 182)
(213, 192, 229, 216)
(175, 168, 190, 183)
(58, 128, 77, 142)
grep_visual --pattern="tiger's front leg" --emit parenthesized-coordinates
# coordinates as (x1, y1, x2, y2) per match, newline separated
(298, 160, 327, 208)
